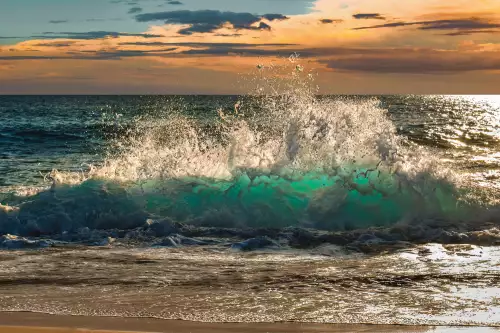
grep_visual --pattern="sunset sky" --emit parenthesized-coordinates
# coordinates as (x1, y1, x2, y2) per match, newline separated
(1, 0, 500, 94)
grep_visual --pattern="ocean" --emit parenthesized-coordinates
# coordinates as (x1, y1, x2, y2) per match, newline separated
(1, 69, 500, 326)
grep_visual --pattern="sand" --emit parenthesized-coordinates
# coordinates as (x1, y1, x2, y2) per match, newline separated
(0, 312, 500, 333)
(0, 312, 499, 333)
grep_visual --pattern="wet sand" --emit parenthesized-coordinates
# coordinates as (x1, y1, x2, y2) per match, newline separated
(0, 312, 499, 333)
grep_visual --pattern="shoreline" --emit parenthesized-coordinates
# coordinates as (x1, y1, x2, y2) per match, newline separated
(0, 312, 499, 333)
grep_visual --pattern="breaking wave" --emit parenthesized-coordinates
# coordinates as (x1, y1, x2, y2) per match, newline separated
(1, 58, 498, 238)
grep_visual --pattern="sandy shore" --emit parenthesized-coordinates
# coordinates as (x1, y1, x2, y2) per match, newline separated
(0, 312, 499, 333)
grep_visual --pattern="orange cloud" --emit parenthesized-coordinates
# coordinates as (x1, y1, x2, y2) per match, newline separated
(1, 0, 499, 94)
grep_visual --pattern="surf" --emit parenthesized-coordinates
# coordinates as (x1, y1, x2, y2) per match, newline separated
(0, 58, 497, 237)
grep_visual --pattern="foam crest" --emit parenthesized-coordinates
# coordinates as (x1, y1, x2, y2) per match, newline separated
(94, 59, 452, 183)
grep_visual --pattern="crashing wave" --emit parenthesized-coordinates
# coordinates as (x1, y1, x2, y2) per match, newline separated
(0, 58, 498, 239)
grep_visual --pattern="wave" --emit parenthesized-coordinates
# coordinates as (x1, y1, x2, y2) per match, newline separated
(1, 59, 498, 239)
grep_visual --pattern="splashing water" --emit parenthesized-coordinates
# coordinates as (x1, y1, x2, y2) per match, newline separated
(1, 59, 497, 236)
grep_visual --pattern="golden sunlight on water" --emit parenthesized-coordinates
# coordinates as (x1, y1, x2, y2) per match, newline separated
(460, 95, 500, 134)
(462, 95, 500, 107)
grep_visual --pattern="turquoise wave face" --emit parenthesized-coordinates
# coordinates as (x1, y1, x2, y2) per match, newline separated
(1, 162, 476, 237)
(133, 166, 469, 230)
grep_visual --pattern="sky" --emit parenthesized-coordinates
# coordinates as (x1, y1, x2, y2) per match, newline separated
(0, 0, 499, 94)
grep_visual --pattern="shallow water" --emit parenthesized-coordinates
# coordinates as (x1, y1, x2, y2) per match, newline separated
(0, 244, 499, 325)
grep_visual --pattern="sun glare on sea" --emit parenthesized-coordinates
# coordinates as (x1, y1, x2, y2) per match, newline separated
(459, 95, 500, 137)
(462, 95, 500, 108)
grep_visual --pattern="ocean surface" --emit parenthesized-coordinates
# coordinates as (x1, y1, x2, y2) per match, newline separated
(1, 69, 500, 326)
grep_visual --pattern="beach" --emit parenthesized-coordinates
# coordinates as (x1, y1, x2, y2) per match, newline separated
(1, 312, 500, 333)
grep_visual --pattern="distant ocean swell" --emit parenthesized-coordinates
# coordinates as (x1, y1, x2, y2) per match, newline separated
(1, 61, 499, 244)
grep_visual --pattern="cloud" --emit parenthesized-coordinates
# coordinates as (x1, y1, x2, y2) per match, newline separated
(214, 33, 242, 37)
(120, 44, 500, 75)
(167, 0, 183, 5)
(86, 18, 124, 22)
(84, 48, 178, 59)
(262, 14, 288, 21)
(444, 30, 500, 36)
(31, 31, 164, 40)
(119, 41, 297, 47)
(353, 21, 408, 30)
(418, 18, 500, 31)
(135, 10, 288, 35)
(177, 47, 299, 57)
(251, 22, 271, 31)
(4, 43, 500, 77)
(0, 36, 23, 39)
(119, 41, 299, 57)
(319, 48, 500, 74)
(353, 13, 385, 20)
(0, 55, 65, 60)
(0, 48, 178, 61)
(320, 19, 343, 24)
(114, 44, 364, 58)
(128, 7, 143, 14)
(33, 42, 77, 47)
(353, 18, 500, 35)
(49, 20, 68, 24)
